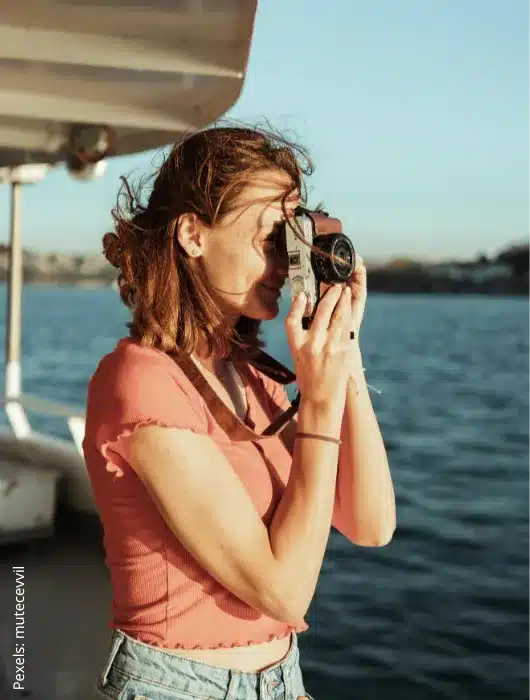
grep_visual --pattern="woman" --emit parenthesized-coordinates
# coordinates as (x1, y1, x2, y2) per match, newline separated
(83, 125, 395, 700)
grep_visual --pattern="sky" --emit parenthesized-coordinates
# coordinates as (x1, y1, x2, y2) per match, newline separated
(0, 0, 527, 263)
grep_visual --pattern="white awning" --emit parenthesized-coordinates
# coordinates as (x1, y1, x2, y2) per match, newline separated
(0, 0, 257, 166)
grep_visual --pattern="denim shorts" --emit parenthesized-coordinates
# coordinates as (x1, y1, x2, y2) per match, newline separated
(93, 628, 315, 700)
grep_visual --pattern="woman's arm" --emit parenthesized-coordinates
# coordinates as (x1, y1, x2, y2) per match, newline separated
(128, 395, 345, 623)
(278, 345, 395, 546)
(332, 342, 395, 545)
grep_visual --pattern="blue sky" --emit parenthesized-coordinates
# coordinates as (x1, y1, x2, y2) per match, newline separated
(0, 0, 527, 262)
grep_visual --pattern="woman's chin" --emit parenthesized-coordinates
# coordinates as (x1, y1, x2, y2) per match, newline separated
(242, 299, 281, 322)
(246, 304, 280, 321)
(258, 290, 282, 316)
(226, 287, 282, 323)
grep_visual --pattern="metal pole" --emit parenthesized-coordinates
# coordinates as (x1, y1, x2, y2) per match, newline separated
(4, 180, 31, 438)
(5, 181, 23, 400)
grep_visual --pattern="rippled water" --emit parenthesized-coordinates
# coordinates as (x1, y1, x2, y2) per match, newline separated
(0, 287, 527, 700)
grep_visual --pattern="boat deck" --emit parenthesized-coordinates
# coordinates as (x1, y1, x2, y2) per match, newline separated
(0, 507, 112, 700)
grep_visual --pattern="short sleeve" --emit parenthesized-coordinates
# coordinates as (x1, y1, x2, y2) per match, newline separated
(85, 347, 208, 478)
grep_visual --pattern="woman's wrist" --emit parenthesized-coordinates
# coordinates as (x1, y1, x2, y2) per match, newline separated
(347, 341, 367, 393)
(348, 339, 363, 368)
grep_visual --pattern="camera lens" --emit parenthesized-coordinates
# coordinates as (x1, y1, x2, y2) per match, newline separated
(334, 240, 353, 272)
(312, 233, 356, 283)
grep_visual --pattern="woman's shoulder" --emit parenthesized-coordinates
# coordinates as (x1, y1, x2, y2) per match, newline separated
(95, 336, 171, 371)
(89, 337, 194, 399)
(86, 337, 208, 430)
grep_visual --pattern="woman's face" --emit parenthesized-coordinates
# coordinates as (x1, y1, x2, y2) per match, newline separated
(185, 170, 299, 325)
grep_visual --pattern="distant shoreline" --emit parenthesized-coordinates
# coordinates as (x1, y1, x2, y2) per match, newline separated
(0, 243, 525, 296)
(0, 278, 526, 297)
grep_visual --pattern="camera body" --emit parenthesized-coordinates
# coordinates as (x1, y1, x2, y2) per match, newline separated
(283, 207, 356, 329)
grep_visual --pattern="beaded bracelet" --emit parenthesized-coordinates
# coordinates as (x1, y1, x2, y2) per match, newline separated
(295, 431, 342, 445)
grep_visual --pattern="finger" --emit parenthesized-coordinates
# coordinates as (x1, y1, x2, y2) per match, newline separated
(285, 291, 308, 348)
(355, 257, 367, 277)
(326, 286, 351, 348)
(309, 284, 343, 341)
(342, 288, 355, 343)
(348, 253, 366, 282)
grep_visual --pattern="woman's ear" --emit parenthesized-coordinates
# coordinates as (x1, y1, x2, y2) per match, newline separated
(176, 212, 206, 258)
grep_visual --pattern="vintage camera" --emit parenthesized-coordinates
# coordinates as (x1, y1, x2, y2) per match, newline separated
(283, 207, 356, 329)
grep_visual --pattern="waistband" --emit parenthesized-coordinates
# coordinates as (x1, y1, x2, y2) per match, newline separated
(100, 628, 301, 699)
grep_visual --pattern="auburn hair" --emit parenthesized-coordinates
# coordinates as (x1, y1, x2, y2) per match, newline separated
(102, 123, 313, 362)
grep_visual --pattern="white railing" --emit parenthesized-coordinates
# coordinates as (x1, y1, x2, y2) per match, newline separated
(2, 394, 85, 454)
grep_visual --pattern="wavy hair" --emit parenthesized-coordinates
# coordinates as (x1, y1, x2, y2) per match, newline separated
(102, 123, 313, 361)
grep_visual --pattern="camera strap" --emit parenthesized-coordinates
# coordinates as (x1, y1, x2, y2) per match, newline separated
(169, 350, 300, 444)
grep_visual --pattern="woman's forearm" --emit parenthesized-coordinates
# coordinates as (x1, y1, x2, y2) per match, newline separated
(334, 342, 396, 545)
(268, 396, 344, 620)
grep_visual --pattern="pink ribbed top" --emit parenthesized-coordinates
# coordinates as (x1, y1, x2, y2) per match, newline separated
(82, 338, 309, 650)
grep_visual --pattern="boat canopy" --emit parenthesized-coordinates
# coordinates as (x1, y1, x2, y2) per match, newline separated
(0, 1, 258, 521)
(0, 0, 257, 170)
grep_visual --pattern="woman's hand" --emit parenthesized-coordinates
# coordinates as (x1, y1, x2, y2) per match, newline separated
(285, 284, 353, 409)
(320, 253, 367, 337)
(345, 252, 367, 335)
